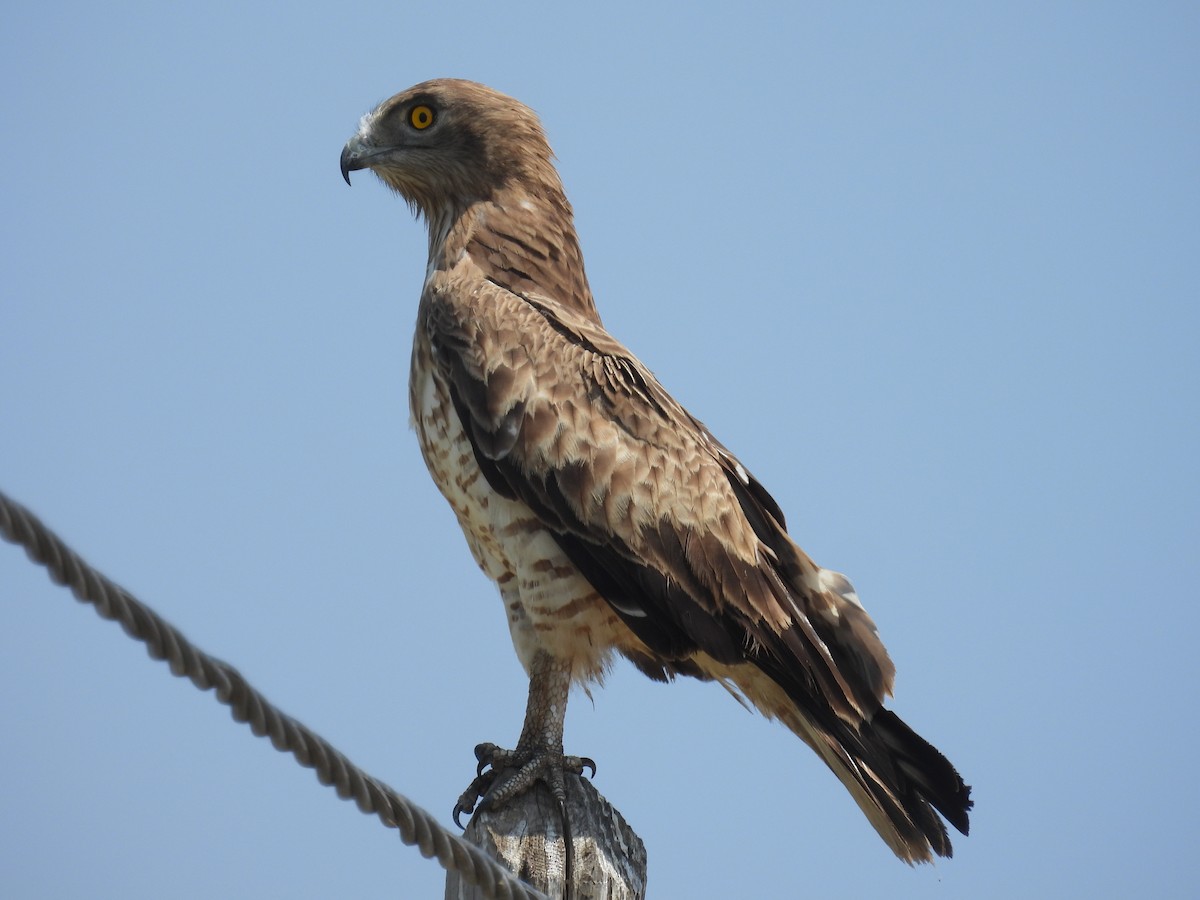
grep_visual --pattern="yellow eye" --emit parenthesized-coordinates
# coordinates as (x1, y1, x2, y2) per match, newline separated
(409, 104, 435, 130)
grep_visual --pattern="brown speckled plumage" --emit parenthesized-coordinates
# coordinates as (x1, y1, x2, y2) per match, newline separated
(342, 78, 971, 862)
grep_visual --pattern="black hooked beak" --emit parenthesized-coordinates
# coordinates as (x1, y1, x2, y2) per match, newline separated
(340, 135, 373, 186)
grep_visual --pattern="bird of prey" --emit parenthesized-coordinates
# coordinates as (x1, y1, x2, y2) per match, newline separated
(341, 78, 971, 863)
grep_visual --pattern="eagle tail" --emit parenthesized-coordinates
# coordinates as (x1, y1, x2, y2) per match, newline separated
(706, 659, 970, 862)
(814, 707, 972, 863)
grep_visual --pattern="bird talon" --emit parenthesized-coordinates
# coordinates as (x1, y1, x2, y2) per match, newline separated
(452, 770, 495, 829)
(454, 738, 598, 824)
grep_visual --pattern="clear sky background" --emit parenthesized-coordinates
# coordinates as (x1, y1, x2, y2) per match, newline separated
(2, 3, 1197, 898)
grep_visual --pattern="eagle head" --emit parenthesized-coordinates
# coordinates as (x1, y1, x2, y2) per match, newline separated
(340, 78, 558, 222)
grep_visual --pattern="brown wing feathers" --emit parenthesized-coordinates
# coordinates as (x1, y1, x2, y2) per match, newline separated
(429, 280, 970, 858)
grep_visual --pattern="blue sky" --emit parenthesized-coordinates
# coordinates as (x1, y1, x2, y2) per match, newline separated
(2, 3, 1197, 898)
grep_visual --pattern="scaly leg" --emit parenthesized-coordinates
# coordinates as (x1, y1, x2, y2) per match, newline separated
(453, 650, 595, 827)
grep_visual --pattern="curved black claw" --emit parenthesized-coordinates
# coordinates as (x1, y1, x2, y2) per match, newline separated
(473, 741, 501, 777)
(452, 769, 495, 829)
(580, 756, 597, 779)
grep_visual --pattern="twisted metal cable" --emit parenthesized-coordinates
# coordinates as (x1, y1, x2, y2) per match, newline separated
(0, 489, 548, 900)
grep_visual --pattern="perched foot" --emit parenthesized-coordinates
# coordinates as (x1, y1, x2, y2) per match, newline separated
(453, 741, 596, 828)
(453, 653, 595, 892)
